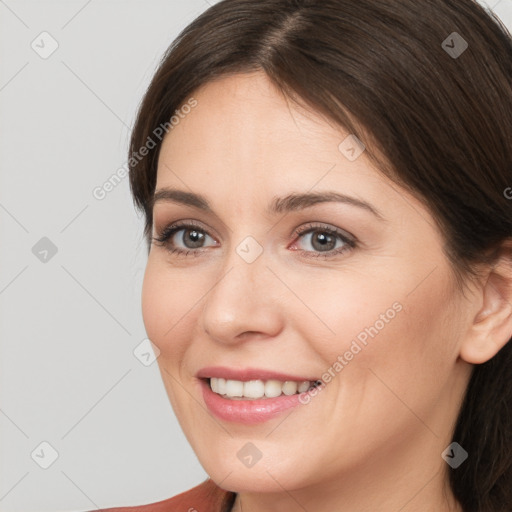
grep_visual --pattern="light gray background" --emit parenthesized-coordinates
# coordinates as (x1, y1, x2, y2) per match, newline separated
(1, 1, 511, 511)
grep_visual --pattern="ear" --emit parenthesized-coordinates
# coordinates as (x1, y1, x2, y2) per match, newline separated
(460, 240, 512, 364)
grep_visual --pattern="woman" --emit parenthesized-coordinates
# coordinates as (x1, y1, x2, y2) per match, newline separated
(97, 0, 512, 510)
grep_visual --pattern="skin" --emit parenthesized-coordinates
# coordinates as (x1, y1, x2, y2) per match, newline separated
(141, 71, 512, 511)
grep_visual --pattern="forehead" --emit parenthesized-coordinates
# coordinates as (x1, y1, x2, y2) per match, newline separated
(157, 72, 374, 185)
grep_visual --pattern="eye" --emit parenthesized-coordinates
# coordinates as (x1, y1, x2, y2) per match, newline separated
(152, 220, 357, 259)
(152, 220, 218, 256)
(289, 222, 356, 259)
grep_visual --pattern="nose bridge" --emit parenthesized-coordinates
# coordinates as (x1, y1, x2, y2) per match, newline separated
(214, 227, 268, 297)
(200, 234, 282, 343)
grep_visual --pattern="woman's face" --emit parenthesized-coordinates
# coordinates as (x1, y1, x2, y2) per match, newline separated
(142, 71, 474, 499)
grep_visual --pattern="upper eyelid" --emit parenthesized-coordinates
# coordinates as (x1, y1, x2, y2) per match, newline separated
(159, 220, 355, 245)
(155, 219, 213, 236)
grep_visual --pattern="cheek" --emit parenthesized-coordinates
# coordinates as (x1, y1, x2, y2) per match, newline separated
(141, 262, 167, 347)
(282, 267, 405, 363)
(141, 259, 198, 361)
(339, 269, 459, 415)
(289, 262, 458, 397)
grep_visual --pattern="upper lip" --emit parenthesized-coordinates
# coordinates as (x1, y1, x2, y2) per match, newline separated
(196, 366, 318, 382)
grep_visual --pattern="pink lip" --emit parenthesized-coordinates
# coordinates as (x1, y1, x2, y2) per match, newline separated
(196, 366, 321, 425)
(196, 366, 318, 382)
(199, 379, 310, 424)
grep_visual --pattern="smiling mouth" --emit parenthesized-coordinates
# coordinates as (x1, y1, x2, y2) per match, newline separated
(206, 377, 322, 400)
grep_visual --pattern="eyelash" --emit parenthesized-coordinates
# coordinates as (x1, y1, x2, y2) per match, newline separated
(151, 220, 357, 260)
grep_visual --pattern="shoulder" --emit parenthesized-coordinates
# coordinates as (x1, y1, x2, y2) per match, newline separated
(91, 478, 236, 512)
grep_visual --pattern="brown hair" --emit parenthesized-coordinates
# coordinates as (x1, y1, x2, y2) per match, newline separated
(128, 1, 512, 510)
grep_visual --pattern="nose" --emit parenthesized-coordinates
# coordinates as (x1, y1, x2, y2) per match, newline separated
(200, 243, 284, 345)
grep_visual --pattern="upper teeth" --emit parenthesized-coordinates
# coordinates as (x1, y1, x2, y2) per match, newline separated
(209, 378, 317, 399)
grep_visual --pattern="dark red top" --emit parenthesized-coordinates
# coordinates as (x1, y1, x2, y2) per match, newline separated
(93, 479, 236, 512)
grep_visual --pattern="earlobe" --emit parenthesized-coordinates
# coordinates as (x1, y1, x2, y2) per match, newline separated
(459, 241, 512, 365)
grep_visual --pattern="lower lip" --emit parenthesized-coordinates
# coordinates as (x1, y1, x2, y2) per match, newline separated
(200, 379, 309, 424)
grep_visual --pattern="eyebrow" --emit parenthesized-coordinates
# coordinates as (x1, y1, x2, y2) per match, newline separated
(151, 187, 385, 220)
